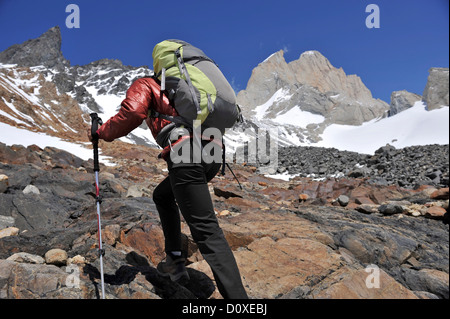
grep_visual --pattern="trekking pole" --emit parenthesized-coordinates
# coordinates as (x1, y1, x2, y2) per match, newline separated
(89, 113, 105, 299)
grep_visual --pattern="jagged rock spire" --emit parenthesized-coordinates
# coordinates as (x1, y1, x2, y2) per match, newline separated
(237, 49, 390, 126)
(0, 26, 69, 69)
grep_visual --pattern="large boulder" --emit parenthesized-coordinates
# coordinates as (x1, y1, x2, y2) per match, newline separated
(389, 90, 422, 116)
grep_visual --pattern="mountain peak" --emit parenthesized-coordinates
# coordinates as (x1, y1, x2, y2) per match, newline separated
(0, 26, 69, 69)
(261, 50, 285, 64)
(294, 50, 334, 73)
(299, 50, 323, 58)
(288, 50, 378, 103)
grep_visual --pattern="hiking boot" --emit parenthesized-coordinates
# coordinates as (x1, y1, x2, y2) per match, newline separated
(157, 253, 190, 284)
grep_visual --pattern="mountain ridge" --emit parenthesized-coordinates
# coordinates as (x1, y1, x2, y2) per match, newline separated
(232, 47, 448, 152)
(0, 26, 153, 148)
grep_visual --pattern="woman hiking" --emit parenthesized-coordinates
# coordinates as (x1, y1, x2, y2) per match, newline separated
(87, 40, 248, 299)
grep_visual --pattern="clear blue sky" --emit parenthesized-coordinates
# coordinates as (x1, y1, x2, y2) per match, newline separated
(0, 0, 448, 103)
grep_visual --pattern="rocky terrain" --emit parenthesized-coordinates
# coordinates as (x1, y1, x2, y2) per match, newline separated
(275, 144, 449, 189)
(0, 141, 448, 299)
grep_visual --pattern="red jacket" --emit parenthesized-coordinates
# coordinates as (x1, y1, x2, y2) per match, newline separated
(96, 77, 177, 144)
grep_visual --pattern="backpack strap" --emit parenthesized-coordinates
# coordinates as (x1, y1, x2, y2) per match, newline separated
(147, 75, 192, 128)
(174, 48, 202, 115)
(151, 110, 192, 128)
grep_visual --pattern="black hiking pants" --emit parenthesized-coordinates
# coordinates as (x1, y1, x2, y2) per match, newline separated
(153, 160, 248, 299)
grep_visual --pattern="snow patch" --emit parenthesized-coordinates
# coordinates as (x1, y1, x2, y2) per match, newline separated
(85, 86, 124, 120)
(301, 51, 317, 56)
(0, 122, 114, 165)
(254, 88, 292, 120)
(274, 106, 325, 128)
(317, 101, 449, 154)
(1, 97, 36, 124)
(265, 172, 300, 181)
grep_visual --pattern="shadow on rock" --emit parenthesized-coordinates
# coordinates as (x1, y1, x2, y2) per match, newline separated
(83, 251, 215, 299)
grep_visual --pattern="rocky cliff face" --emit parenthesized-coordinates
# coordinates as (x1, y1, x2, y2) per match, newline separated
(236, 50, 390, 145)
(386, 68, 449, 117)
(237, 50, 389, 123)
(423, 68, 449, 110)
(290, 50, 374, 103)
(387, 68, 450, 118)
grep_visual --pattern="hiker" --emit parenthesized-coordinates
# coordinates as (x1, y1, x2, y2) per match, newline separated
(87, 40, 248, 299)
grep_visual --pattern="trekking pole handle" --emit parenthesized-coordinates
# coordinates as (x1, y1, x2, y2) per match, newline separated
(90, 113, 103, 172)
(90, 113, 103, 141)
